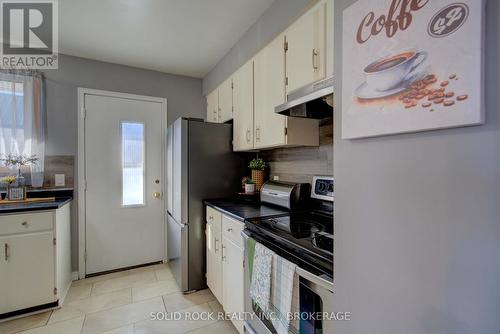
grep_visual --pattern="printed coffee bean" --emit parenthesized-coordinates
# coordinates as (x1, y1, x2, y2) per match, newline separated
(422, 102, 432, 108)
(440, 81, 449, 87)
(457, 94, 468, 101)
(434, 98, 444, 104)
(449, 74, 456, 80)
(445, 92, 455, 98)
(443, 100, 455, 107)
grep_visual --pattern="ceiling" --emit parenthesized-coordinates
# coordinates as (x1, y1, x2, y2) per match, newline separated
(58, 0, 274, 78)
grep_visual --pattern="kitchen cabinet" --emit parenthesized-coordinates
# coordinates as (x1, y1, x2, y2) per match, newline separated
(232, 60, 254, 151)
(205, 207, 223, 304)
(205, 207, 244, 334)
(254, 34, 319, 149)
(221, 214, 245, 334)
(0, 203, 72, 317)
(222, 238, 244, 333)
(0, 232, 55, 314)
(218, 78, 233, 123)
(285, 0, 327, 93)
(326, 0, 334, 77)
(206, 90, 219, 123)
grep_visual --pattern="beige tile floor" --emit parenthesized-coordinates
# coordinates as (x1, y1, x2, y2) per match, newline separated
(0, 264, 238, 334)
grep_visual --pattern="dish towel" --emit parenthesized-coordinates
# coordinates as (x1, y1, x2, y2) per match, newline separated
(249, 242, 274, 312)
(270, 254, 298, 334)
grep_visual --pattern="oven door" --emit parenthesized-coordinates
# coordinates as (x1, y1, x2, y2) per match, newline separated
(242, 230, 334, 334)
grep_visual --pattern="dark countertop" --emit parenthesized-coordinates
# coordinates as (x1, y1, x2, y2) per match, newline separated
(0, 197, 73, 214)
(204, 198, 289, 222)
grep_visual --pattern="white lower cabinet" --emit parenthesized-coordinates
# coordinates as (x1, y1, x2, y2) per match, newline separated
(0, 202, 72, 317)
(0, 232, 55, 314)
(222, 237, 244, 333)
(206, 207, 223, 303)
(206, 207, 245, 334)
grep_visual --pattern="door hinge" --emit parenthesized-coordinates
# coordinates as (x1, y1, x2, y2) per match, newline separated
(231, 81, 234, 89)
(285, 77, 289, 86)
(53, 287, 57, 295)
(284, 40, 289, 52)
(53, 238, 56, 246)
(284, 127, 288, 136)
(232, 106, 234, 114)
(81, 107, 86, 119)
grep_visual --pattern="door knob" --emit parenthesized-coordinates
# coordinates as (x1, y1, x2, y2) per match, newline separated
(152, 192, 161, 198)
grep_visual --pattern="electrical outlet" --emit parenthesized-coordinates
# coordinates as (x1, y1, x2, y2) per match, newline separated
(55, 174, 65, 187)
(273, 175, 279, 181)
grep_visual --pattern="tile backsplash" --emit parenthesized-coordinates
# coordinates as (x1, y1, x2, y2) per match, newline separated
(43, 155, 74, 188)
(260, 118, 333, 184)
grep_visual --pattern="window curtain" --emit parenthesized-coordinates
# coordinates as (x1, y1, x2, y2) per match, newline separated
(0, 70, 46, 187)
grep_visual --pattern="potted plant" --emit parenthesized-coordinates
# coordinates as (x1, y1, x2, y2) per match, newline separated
(0, 154, 39, 200)
(243, 177, 255, 194)
(0, 154, 39, 185)
(248, 157, 267, 191)
(0, 175, 18, 200)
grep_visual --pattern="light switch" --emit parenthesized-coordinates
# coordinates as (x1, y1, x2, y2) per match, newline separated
(273, 175, 279, 181)
(55, 174, 65, 187)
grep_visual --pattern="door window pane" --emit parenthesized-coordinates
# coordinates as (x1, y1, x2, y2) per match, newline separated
(122, 122, 145, 206)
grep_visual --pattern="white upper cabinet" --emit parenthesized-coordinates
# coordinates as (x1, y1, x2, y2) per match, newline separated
(232, 60, 254, 151)
(206, 90, 218, 123)
(285, 0, 327, 93)
(218, 78, 233, 123)
(254, 34, 287, 149)
(326, 0, 334, 76)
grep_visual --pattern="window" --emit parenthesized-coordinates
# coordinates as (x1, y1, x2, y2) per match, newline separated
(0, 72, 45, 187)
(121, 122, 145, 206)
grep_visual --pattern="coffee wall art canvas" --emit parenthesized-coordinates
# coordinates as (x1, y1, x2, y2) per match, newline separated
(341, 0, 485, 139)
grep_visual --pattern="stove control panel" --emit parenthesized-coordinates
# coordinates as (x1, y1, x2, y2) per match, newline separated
(311, 176, 334, 201)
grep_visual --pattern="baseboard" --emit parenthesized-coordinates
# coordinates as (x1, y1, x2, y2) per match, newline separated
(71, 271, 79, 281)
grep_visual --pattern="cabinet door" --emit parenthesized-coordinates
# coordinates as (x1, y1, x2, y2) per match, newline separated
(233, 61, 254, 151)
(254, 34, 287, 149)
(326, 0, 334, 77)
(206, 90, 219, 123)
(0, 232, 55, 314)
(206, 220, 223, 304)
(286, 1, 327, 92)
(222, 238, 244, 333)
(218, 78, 233, 123)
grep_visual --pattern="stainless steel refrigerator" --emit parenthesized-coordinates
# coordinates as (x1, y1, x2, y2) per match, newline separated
(166, 117, 246, 292)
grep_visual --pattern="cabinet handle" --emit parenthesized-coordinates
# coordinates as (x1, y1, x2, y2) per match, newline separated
(4, 243, 9, 261)
(227, 228, 233, 232)
(21, 221, 28, 227)
(246, 129, 250, 143)
(255, 127, 261, 141)
(312, 49, 319, 70)
(215, 238, 219, 253)
(222, 245, 226, 261)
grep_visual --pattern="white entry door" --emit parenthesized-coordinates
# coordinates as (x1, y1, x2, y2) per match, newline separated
(83, 92, 165, 275)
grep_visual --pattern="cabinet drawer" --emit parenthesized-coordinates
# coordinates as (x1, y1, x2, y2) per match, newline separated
(0, 212, 54, 235)
(206, 206, 222, 231)
(222, 215, 244, 248)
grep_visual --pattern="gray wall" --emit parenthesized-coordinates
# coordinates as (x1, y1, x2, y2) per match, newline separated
(202, 0, 311, 95)
(44, 54, 204, 270)
(333, 1, 500, 333)
(45, 54, 204, 156)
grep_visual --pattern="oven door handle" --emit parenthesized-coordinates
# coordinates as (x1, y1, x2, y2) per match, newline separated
(296, 266, 334, 293)
(242, 229, 334, 293)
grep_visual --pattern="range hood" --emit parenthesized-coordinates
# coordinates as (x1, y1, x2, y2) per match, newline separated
(275, 76, 333, 119)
